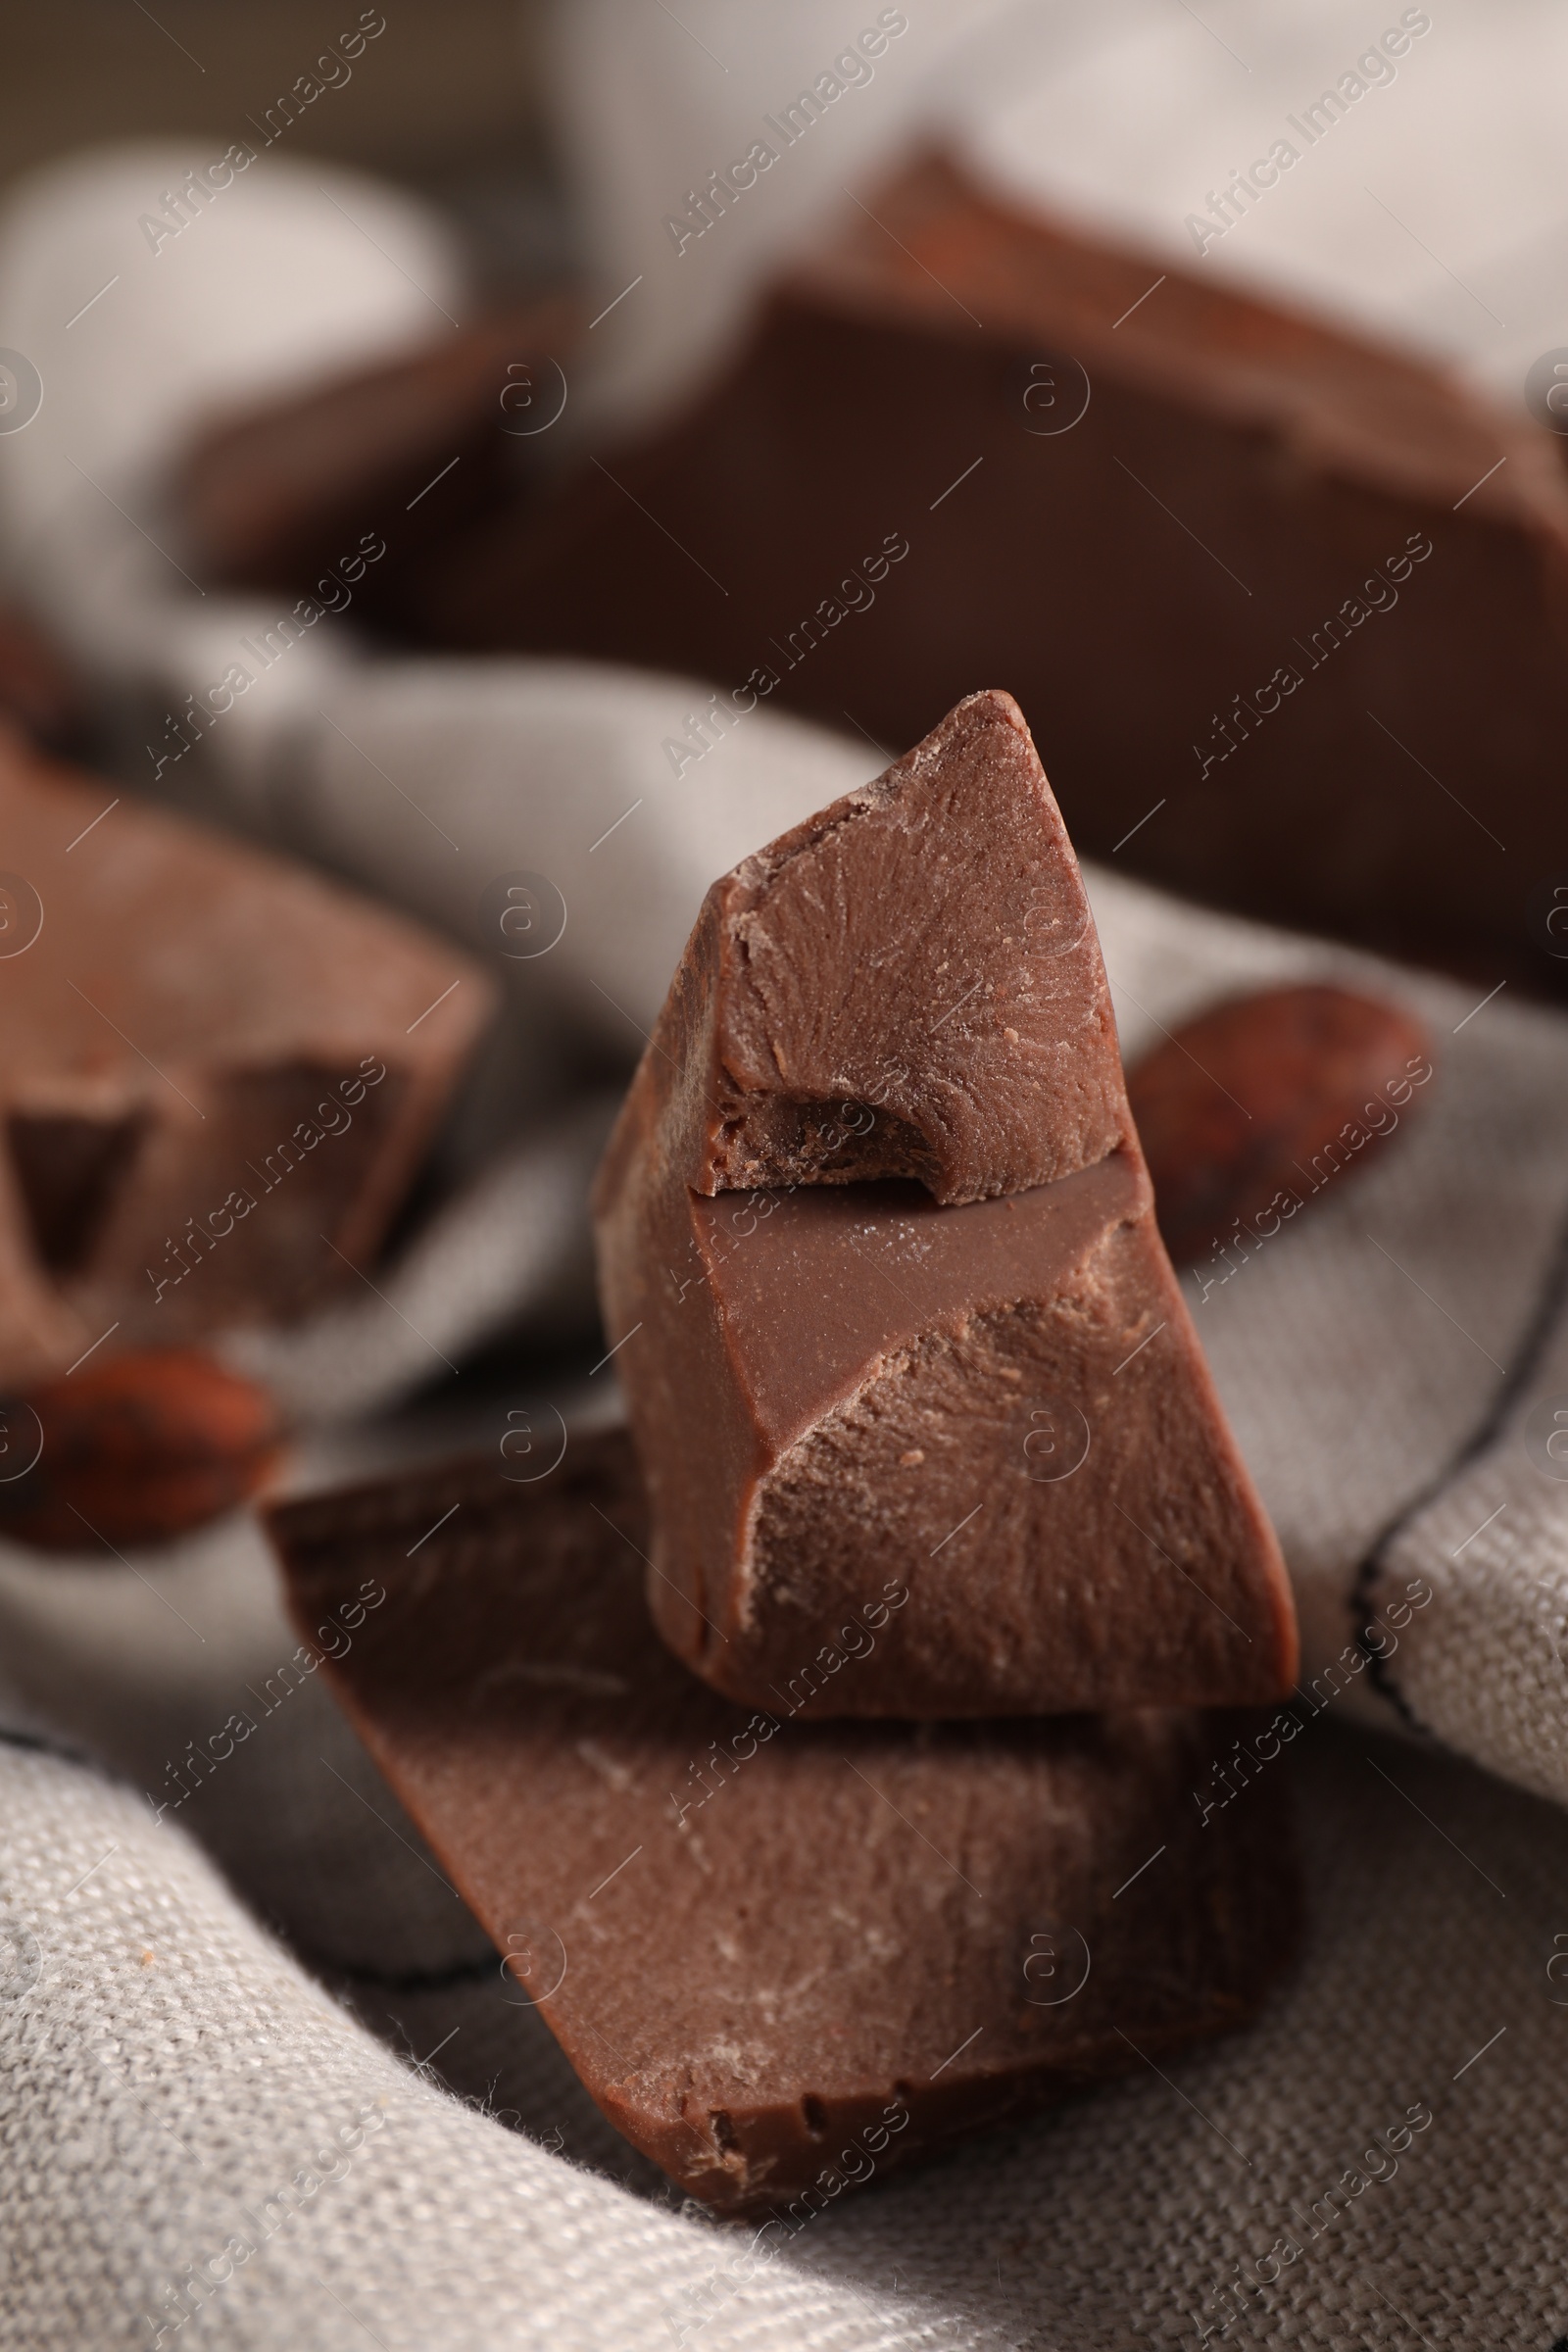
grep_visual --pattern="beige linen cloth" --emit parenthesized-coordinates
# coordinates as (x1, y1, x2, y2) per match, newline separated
(4, 721, 1568, 2348)
(5, 138, 1568, 2352)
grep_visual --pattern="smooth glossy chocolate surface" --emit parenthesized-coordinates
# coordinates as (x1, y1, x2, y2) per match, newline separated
(266, 1429, 1299, 2216)
(594, 695, 1297, 1715)
(623, 1161, 1296, 1714)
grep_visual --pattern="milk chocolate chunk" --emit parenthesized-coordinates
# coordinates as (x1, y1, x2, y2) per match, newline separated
(594, 695, 1297, 1715)
(178, 303, 577, 609)
(265, 1431, 1299, 2216)
(0, 733, 494, 1387)
(615, 688, 1131, 1210)
(1127, 985, 1434, 1268)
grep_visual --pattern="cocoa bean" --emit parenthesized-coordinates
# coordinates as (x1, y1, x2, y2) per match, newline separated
(1126, 984, 1433, 1269)
(0, 1349, 284, 1552)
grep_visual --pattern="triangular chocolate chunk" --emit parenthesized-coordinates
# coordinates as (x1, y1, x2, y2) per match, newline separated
(625, 688, 1127, 1206)
(593, 691, 1297, 1715)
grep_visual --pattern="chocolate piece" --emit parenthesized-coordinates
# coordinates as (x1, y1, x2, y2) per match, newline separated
(0, 733, 494, 1387)
(179, 302, 577, 608)
(614, 686, 1131, 1209)
(395, 155, 1566, 993)
(594, 693, 1297, 1715)
(0, 1348, 283, 1551)
(265, 1430, 1299, 2215)
(0, 611, 81, 752)
(1127, 985, 1435, 1269)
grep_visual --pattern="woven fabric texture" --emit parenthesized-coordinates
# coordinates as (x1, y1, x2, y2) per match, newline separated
(4, 1707, 1565, 2349)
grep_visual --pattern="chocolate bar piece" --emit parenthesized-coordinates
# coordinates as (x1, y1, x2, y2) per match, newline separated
(0, 733, 493, 1387)
(0, 607, 81, 751)
(179, 303, 578, 606)
(622, 683, 1130, 1208)
(398, 155, 1565, 992)
(265, 1430, 1299, 2216)
(594, 692, 1297, 1715)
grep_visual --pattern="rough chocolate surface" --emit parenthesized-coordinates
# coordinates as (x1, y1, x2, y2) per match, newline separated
(631, 689, 1131, 1208)
(266, 1429, 1300, 2217)
(594, 694, 1297, 1715)
(0, 731, 493, 1385)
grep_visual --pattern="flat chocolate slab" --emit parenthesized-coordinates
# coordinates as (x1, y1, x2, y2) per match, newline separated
(266, 1431, 1299, 2217)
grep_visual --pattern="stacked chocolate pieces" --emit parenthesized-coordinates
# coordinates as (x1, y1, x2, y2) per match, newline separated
(270, 690, 1300, 2216)
(594, 688, 1297, 1716)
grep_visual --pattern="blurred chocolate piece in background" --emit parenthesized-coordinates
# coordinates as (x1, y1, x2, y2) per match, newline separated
(190, 154, 1555, 993)
(0, 607, 85, 754)
(0, 732, 493, 1387)
(179, 300, 579, 606)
